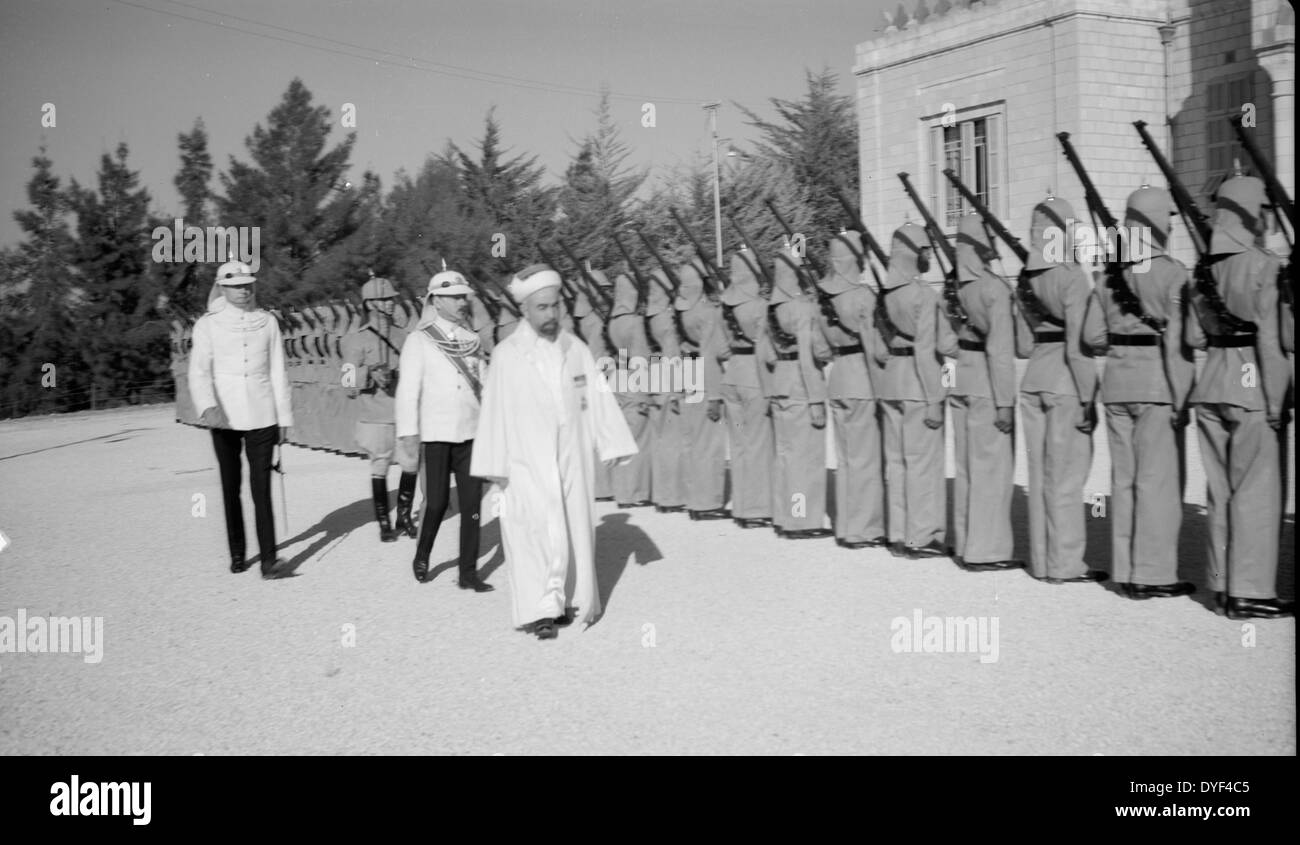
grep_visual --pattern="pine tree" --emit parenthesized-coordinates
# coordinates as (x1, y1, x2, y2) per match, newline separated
(68, 142, 170, 408)
(736, 67, 858, 256)
(5, 148, 81, 417)
(216, 78, 361, 304)
(169, 118, 214, 314)
(558, 87, 648, 269)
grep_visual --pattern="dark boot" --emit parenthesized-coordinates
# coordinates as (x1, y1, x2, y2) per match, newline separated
(371, 477, 398, 542)
(393, 471, 419, 539)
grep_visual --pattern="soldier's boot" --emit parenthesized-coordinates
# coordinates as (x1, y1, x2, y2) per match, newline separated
(371, 477, 398, 543)
(393, 471, 419, 539)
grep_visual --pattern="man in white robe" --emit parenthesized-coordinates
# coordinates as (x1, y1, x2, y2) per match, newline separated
(471, 265, 638, 639)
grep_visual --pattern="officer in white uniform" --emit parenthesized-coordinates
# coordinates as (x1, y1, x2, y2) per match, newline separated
(189, 261, 293, 579)
(395, 271, 493, 591)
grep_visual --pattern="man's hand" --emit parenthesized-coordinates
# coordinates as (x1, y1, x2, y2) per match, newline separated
(810, 402, 826, 429)
(370, 365, 394, 391)
(923, 402, 944, 430)
(706, 399, 723, 422)
(199, 406, 225, 428)
(1075, 401, 1098, 435)
(994, 406, 1014, 434)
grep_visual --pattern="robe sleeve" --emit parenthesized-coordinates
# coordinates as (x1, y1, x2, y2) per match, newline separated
(469, 340, 513, 482)
(584, 344, 639, 462)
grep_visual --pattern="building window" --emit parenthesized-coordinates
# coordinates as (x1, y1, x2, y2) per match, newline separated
(1205, 73, 1254, 186)
(928, 108, 1003, 230)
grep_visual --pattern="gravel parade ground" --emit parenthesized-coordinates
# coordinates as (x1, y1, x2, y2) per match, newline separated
(0, 404, 1293, 755)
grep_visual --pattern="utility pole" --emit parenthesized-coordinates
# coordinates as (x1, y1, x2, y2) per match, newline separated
(702, 101, 723, 270)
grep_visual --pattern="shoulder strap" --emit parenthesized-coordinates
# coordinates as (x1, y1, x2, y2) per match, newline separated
(421, 322, 483, 401)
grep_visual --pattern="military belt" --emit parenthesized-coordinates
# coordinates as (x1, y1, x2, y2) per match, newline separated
(1207, 334, 1256, 348)
(1034, 330, 1066, 343)
(888, 347, 915, 357)
(775, 350, 800, 361)
(832, 343, 864, 357)
(730, 345, 755, 355)
(958, 339, 985, 352)
(1107, 333, 1159, 347)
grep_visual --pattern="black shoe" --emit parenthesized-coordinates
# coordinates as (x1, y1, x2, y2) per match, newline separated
(782, 527, 833, 539)
(413, 557, 430, 583)
(888, 541, 908, 558)
(1214, 591, 1227, 612)
(595, 496, 614, 502)
(260, 557, 290, 580)
(230, 554, 252, 574)
(960, 559, 1024, 572)
(1226, 597, 1295, 619)
(534, 619, 558, 640)
(654, 504, 685, 513)
(1123, 581, 1196, 600)
(689, 508, 730, 521)
(371, 477, 398, 543)
(836, 538, 874, 550)
(458, 576, 495, 593)
(905, 541, 952, 559)
(554, 608, 575, 626)
(618, 500, 653, 508)
(864, 536, 890, 547)
(735, 517, 771, 529)
(393, 471, 419, 539)
(1046, 570, 1109, 584)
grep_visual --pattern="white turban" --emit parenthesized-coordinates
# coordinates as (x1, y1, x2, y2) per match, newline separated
(508, 264, 562, 303)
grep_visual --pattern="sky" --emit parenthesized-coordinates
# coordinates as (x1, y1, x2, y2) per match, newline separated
(0, 0, 896, 248)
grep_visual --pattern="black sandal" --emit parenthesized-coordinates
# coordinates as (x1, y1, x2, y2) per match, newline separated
(535, 620, 558, 640)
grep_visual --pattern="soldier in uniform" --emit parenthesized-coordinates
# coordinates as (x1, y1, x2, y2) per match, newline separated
(941, 214, 1022, 571)
(340, 276, 419, 542)
(815, 230, 887, 548)
(876, 223, 947, 558)
(1184, 175, 1293, 619)
(676, 258, 729, 520)
(647, 267, 686, 513)
(758, 241, 833, 539)
(606, 268, 654, 507)
(1087, 187, 1195, 598)
(1017, 197, 1108, 583)
(704, 247, 775, 529)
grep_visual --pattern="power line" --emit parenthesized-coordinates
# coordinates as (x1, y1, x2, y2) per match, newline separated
(108, 0, 703, 105)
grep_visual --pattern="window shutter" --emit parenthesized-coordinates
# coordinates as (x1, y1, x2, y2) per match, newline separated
(987, 113, 1002, 220)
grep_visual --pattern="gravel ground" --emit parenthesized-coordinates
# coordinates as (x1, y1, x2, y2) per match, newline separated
(0, 404, 1293, 755)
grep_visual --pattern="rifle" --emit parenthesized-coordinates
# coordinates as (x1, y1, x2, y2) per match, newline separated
(942, 167, 1058, 331)
(556, 239, 615, 315)
(611, 231, 661, 353)
(1055, 132, 1166, 333)
(763, 196, 825, 278)
(629, 223, 691, 348)
(898, 171, 968, 327)
(1133, 120, 1254, 334)
(832, 186, 890, 269)
(726, 211, 797, 348)
(830, 184, 921, 349)
(1229, 114, 1295, 312)
(669, 207, 724, 301)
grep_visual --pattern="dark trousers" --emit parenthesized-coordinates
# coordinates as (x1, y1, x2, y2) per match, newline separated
(414, 440, 482, 578)
(211, 425, 278, 564)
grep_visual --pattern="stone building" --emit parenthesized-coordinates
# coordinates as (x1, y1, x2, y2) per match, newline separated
(853, 0, 1294, 270)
